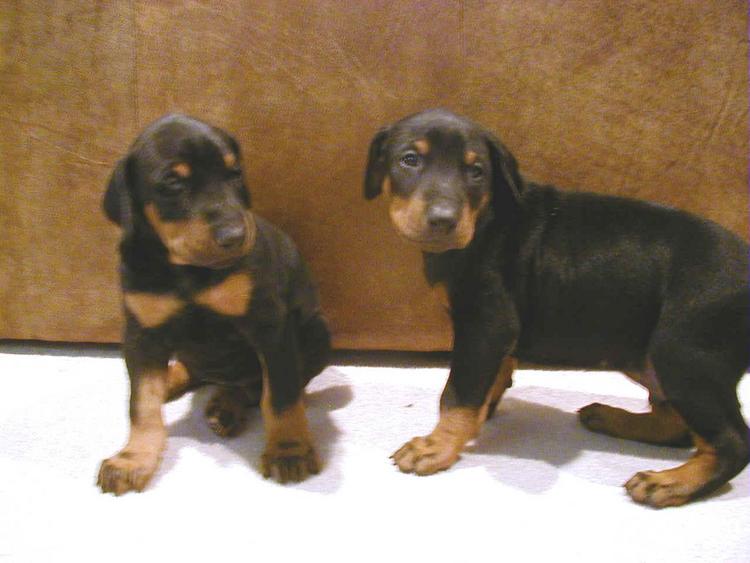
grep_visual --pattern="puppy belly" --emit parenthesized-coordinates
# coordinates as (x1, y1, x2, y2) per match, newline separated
(178, 328, 262, 386)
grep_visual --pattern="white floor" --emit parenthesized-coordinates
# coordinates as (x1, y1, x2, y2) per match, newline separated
(1, 346, 748, 562)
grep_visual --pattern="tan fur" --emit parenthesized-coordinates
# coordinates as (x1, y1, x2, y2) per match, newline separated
(97, 369, 169, 495)
(166, 359, 191, 401)
(124, 292, 185, 328)
(260, 361, 319, 482)
(393, 356, 515, 475)
(481, 356, 516, 421)
(454, 193, 490, 248)
(391, 406, 482, 475)
(144, 203, 255, 267)
(414, 139, 430, 155)
(579, 401, 689, 446)
(223, 153, 237, 168)
(625, 435, 720, 507)
(194, 272, 253, 316)
(171, 162, 191, 178)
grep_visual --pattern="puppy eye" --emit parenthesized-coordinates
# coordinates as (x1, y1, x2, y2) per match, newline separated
(158, 176, 186, 196)
(469, 163, 484, 179)
(400, 151, 421, 168)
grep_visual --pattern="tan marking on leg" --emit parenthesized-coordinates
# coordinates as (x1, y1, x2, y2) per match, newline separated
(393, 355, 515, 475)
(414, 139, 429, 155)
(194, 272, 253, 316)
(481, 356, 516, 422)
(171, 162, 191, 178)
(98, 369, 168, 495)
(223, 152, 237, 168)
(579, 401, 690, 446)
(624, 360, 667, 402)
(260, 364, 319, 483)
(124, 292, 185, 328)
(464, 150, 477, 165)
(166, 358, 191, 401)
(392, 406, 482, 475)
(625, 434, 720, 508)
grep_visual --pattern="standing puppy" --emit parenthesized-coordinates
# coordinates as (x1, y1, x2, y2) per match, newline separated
(364, 108, 749, 507)
(99, 114, 330, 494)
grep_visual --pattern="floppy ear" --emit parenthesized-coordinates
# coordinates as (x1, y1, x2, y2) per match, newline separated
(103, 156, 134, 229)
(484, 131, 525, 220)
(363, 126, 391, 200)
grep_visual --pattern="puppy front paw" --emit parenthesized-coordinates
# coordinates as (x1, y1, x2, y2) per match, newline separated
(262, 440, 320, 484)
(391, 435, 461, 475)
(97, 450, 161, 495)
(625, 471, 693, 508)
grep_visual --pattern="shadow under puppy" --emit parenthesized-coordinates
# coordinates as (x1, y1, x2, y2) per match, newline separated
(99, 114, 330, 494)
(364, 108, 749, 508)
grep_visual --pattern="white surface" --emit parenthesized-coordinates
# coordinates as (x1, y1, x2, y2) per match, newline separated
(0, 349, 748, 562)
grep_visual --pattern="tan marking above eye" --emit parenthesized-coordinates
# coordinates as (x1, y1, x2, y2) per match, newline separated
(414, 139, 430, 155)
(171, 162, 191, 178)
(223, 153, 237, 168)
(194, 272, 253, 316)
(464, 151, 477, 165)
(124, 292, 185, 328)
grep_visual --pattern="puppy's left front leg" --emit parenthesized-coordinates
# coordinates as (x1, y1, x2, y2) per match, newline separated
(98, 325, 171, 495)
(393, 310, 517, 475)
(258, 319, 320, 483)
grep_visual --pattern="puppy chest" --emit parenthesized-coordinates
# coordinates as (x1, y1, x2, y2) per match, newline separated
(124, 272, 254, 329)
(192, 272, 254, 317)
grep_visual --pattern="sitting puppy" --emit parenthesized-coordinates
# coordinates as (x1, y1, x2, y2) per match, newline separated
(98, 114, 330, 494)
(364, 108, 749, 508)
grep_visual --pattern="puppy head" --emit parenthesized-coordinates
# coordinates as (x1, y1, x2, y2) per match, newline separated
(364, 109, 524, 253)
(104, 114, 255, 268)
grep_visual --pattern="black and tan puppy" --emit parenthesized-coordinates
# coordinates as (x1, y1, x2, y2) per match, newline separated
(365, 108, 749, 507)
(98, 114, 330, 494)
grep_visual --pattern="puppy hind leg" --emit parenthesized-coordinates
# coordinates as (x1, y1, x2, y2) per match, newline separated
(483, 356, 516, 421)
(625, 348, 750, 507)
(579, 399, 691, 447)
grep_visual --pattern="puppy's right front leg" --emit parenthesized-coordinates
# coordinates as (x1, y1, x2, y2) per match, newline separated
(98, 325, 171, 495)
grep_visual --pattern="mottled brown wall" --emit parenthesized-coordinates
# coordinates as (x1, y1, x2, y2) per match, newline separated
(1, 1, 747, 349)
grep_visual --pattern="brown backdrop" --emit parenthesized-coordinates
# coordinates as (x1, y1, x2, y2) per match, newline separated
(1, 1, 747, 350)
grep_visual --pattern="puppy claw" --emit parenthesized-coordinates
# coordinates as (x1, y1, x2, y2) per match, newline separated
(625, 471, 691, 508)
(392, 436, 460, 475)
(578, 403, 608, 432)
(97, 451, 160, 495)
(262, 442, 320, 484)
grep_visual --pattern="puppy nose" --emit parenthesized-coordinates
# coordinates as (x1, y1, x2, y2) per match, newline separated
(427, 203, 459, 234)
(214, 223, 246, 249)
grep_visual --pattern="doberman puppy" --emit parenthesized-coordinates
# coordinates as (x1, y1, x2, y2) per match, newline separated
(98, 114, 330, 494)
(364, 108, 749, 507)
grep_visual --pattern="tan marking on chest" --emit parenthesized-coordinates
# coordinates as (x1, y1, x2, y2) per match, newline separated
(124, 293, 185, 328)
(194, 272, 253, 316)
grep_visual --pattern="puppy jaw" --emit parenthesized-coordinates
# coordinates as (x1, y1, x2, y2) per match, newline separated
(144, 203, 256, 268)
(384, 176, 490, 253)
